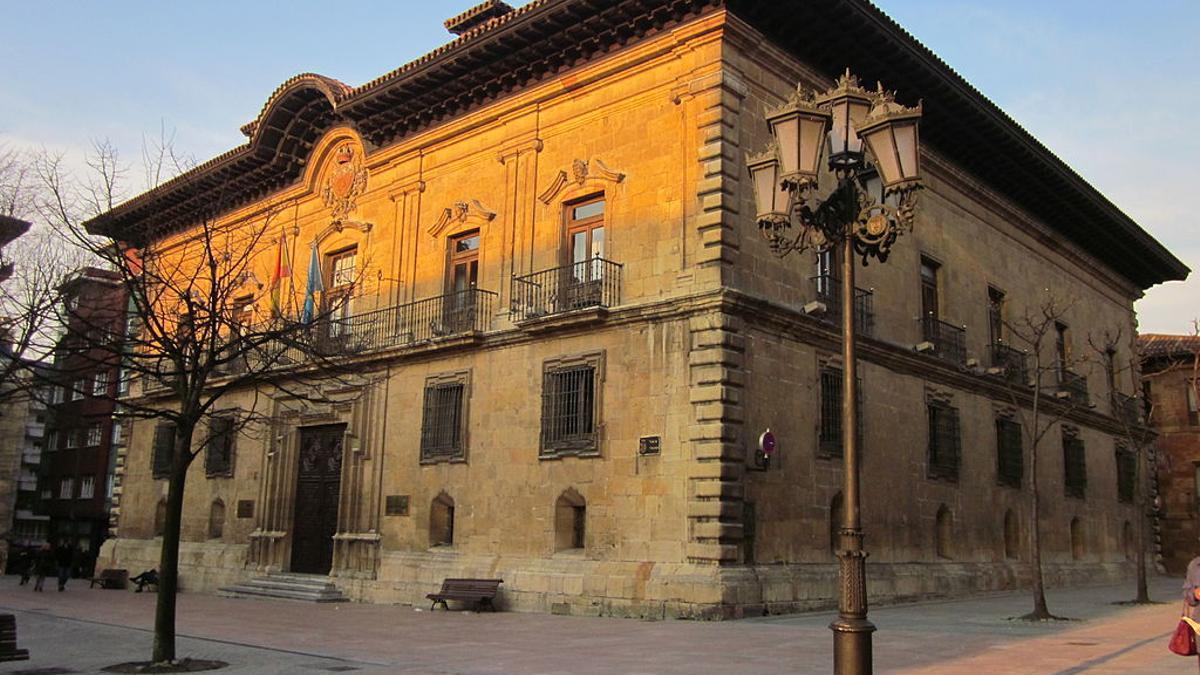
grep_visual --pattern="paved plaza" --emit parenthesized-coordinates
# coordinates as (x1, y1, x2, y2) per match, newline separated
(0, 575, 1194, 674)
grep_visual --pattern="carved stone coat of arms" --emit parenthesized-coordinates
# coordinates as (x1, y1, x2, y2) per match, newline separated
(322, 144, 368, 221)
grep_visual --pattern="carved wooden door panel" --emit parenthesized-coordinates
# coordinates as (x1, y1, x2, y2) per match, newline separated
(290, 424, 345, 575)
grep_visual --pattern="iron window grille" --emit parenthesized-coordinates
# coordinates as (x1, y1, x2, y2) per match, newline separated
(1115, 446, 1136, 504)
(152, 421, 176, 479)
(1062, 429, 1087, 499)
(995, 417, 1023, 488)
(541, 354, 603, 457)
(205, 416, 236, 477)
(420, 375, 468, 462)
(817, 366, 864, 459)
(927, 400, 961, 481)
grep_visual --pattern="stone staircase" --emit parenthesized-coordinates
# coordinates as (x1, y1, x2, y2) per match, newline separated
(219, 573, 349, 603)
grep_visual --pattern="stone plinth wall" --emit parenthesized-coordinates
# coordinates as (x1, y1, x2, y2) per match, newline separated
(99, 536, 1135, 619)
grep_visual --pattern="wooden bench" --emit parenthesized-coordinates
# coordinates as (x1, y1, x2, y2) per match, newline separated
(89, 568, 129, 590)
(427, 578, 503, 612)
(0, 614, 29, 662)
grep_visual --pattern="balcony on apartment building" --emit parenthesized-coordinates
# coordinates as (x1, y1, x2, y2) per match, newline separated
(988, 342, 1028, 385)
(1057, 370, 1090, 404)
(918, 315, 967, 366)
(510, 257, 623, 323)
(1112, 391, 1142, 427)
(809, 275, 875, 338)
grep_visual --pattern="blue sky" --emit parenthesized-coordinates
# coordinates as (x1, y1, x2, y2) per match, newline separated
(1, 1, 1196, 332)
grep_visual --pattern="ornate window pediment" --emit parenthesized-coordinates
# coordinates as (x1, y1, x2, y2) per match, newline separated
(538, 158, 626, 205)
(428, 199, 497, 237)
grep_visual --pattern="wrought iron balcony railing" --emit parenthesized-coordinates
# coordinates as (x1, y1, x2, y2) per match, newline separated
(276, 288, 496, 363)
(510, 258, 622, 322)
(988, 342, 1028, 384)
(1057, 370, 1089, 404)
(919, 315, 966, 366)
(1111, 391, 1142, 427)
(810, 275, 875, 337)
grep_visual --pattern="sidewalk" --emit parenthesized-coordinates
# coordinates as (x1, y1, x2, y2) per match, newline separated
(0, 574, 1191, 674)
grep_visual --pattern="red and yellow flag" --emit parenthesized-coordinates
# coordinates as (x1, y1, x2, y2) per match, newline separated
(269, 229, 292, 315)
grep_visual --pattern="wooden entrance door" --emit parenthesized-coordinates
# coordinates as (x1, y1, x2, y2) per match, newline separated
(290, 424, 345, 575)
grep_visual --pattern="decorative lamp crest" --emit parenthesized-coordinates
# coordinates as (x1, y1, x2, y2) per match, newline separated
(858, 86, 923, 194)
(765, 85, 831, 191)
(817, 69, 874, 172)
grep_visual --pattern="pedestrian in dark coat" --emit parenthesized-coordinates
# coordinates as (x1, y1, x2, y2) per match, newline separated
(16, 547, 33, 585)
(54, 541, 74, 591)
(32, 543, 53, 592)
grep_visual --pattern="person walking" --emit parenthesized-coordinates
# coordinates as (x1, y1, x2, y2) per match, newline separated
(32, 543, 53, 592)
(54, 540, 74, 592)
(16, 547, 33, 585)
(1182, 556, 1200, 671)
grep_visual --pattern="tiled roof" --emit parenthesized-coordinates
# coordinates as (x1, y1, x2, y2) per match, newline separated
(1139, 333, 1200, 360)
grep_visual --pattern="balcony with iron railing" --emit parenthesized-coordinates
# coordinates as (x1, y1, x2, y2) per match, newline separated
(988, 342, 1028, 385)
(510, 258, 622, 323)
(287, 288, 497, 361)
(919, 315, 966, 366)
(1112, 391, 1142, 427)
(1057, 370, 1089, 404)
(810, 275, 875, 337)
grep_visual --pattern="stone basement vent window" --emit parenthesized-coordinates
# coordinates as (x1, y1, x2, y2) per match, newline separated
(385, 495, 410, 516)
(236, 500, 254, 519)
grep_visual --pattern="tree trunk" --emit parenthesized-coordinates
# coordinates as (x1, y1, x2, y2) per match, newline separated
(152, 424, 193, 664)
(1029, 441, 1050, 618)
(1135, 447, 1150, 603)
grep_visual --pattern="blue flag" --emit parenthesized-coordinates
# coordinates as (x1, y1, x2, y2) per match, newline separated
(301, 244, 324, 324)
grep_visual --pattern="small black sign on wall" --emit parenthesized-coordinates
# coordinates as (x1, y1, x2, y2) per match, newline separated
(386, 495, 410, 516)
(638, 436, 661, 455)
(236, 500, 254, 519)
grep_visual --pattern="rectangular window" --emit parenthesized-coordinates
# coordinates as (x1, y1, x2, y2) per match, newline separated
(71, 377, 87, 401)
(205, 416, 236, 477)
(920, 257, 940, 321)
(987, 287, 1005, 346)
(1055, 322, 1070, 382)
(92, 370, 109, 396)
(86, 423, 103, 447)
(325, 247, 358, 336)
(420, 377, 467, 462)
(995, 417, 1023, 488)
(111, 420, 124, 446)
(328, 248, 357, 288)
(448, 231, 480, 293)
(566, 196, 606, 273)
(1188, 380, 1198, 426)
(65, 428, 81, 449)
(79, 475, 95, 500)
(117, 368, 130, 397)
(59, 478, 74, 500)
(152, 421, 176, 479)
(817, 366, 863, 459)
(927, 400, 961, 481)
(45, 430, 58, 452)
(1062, 427, 1087, 499)
(541, 354, 603, 457)
(1115, 446, 1135, 504)
(51, 386, 65, 404)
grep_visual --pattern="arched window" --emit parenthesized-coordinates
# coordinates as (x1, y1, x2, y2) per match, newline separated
(829, 492, 844, 556)
(208, 499, 226, 540)
(1004, 509, 1019, 560)
(430, 492, 455, 547)
(935, 505, 953, 560)
(154, 498, 167, 537)
(1070, 517, 1084, 560)
(555, 488, 586, 552)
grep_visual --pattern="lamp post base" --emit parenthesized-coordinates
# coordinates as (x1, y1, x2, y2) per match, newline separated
(831, 616, 876, 675)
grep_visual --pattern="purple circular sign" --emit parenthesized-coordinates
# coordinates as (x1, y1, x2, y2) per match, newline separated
(759, 430, 777, 456)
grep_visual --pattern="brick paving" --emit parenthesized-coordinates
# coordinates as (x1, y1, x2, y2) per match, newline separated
(0, 575, 1194, 674)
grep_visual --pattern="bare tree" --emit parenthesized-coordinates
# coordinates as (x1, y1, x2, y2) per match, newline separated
(996, 291, 1094, 621)
(29, 140, 371, 666)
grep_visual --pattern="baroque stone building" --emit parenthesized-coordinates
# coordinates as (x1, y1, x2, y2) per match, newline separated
(92, 0, 1186, 616)
(1140, 334, 1200, 575)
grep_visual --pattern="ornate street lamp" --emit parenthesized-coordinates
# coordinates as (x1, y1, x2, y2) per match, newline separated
(748, 70, 922, 675)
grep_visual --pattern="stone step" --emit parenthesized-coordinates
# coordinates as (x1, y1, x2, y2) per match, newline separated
(219, 574, 349, 603)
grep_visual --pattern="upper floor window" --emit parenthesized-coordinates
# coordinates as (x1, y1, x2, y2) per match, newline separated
(1104, 348, 1118, 396)
(919, 257, 940, 320)
(1188, 379, 1199, 426)
(45, 430, 58, 452)
(567, 196, 605, 268)
(59, 477, 74, 500)
(71, 377, 88, 401)
(152, 421, 176, 479)
(1062, 427, 1087, 499)
(79, 475, 95, 500)
(327, 247, 357, 289)
(448, 231, 480, 294)
(987, 286, 1005, 345)
(92, 370, 109, 397)
(1055, 321, 1070, 381)
(86, 423, 103, 447)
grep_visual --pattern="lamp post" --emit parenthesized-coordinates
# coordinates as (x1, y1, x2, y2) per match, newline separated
(748, 70, 922, 675)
